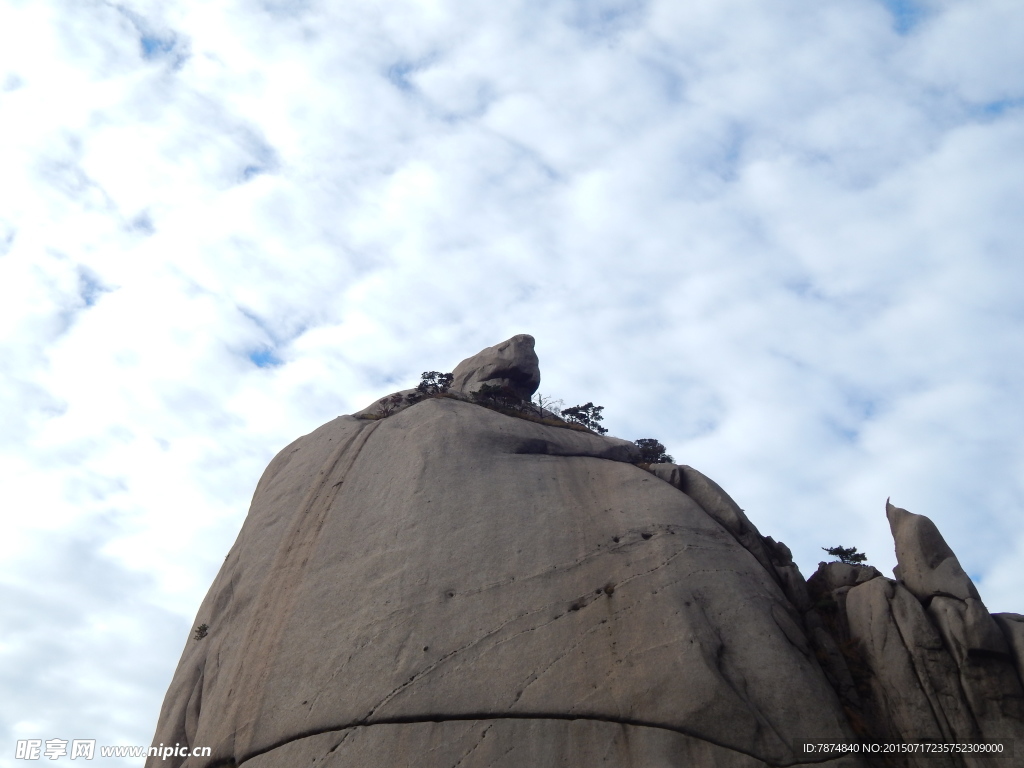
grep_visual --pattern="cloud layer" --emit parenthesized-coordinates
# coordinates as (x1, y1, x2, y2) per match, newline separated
(2, 0, 1023, 760)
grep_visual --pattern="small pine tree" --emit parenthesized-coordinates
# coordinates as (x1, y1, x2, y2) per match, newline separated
(561, 402, 608, 435)
(194, 623, 209, 641)
(634, 438, 674, 464)
(417, 371, 453, 395)
(822, 545, 868, 565)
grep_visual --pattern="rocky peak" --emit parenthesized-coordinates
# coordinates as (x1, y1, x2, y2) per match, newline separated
(886, 498, 980, 601)
(450, 334, 540, 401)
(145, 338, 1024, 768)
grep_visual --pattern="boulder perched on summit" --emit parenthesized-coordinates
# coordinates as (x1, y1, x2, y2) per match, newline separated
(146, 338, 1024, 768)
(450, 333, 541, 400)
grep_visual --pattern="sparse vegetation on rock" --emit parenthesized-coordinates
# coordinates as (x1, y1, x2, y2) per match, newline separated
(633, 438, 674, 464)
(193, 623, 209, 641)
(561, 402, 607, 435)
(473, 383, 525, 411)
(417, 371, 453, 395)
(450, 385, 597, 434)
(531, 393, 564, 418)
(375, 393, 406, 417)
(822, 545, 868, 565)
(363, 342, 612, 440)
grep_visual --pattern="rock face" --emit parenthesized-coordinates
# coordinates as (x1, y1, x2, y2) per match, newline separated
(148, 338, 1024, 768)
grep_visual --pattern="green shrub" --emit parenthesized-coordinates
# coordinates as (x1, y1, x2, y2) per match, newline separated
(376, 393, 405, 417)
(417, 371, 453, 395)
(822, 545, 868, 565)
(634, 438, 673, 464)
(561, 402, 607, 434)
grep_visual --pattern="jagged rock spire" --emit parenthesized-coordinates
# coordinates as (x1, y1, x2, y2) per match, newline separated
(886, 498, 980, 601)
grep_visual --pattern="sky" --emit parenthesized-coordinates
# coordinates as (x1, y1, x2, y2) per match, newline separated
(1, 0, 1023, 762)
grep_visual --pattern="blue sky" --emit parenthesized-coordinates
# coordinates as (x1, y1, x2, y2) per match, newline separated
(1, 0, 1024, 763)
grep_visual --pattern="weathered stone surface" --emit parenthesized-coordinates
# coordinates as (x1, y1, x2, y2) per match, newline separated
(885, 501, 979, 602)
(241, 720, 781, 768)
(955, 652, 1024, 745)
(450, 334, 541, 400)
(994, 613, 1024, 687)
(648, 465, 822, 620)
(928, 597, 1011, 666)
(763, 538, 816, 614)
(240, 720, 869, 768)
(845, 578, 966, 768)
(812, 562, 883, 593)
(887, 584, 980, 748)
(807, 562, 882, 639)
(352, 387, 421, 419)
(846, 572, 1024, 762)
(649, 463, 778, 582)
(775, 562, 813, 613)
(149, 397, 860, 768)
(805, 615, 862, 709)
(929, 597, 1024, 742)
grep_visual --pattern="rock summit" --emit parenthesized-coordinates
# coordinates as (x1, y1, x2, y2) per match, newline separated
(147, 337, 1024, 768)
(449, 333, 541, 400)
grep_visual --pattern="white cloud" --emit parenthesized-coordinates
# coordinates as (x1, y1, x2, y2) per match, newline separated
(901, 0, 1024, 105)
(2, 0, 1023, 761)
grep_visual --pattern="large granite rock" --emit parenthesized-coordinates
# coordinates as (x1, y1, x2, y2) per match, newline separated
(147, 340, 1024, 767)
(885, 500, 979, 602)
(845, 578, 981, 767)
(450, 333, 541, 400)
(886, 501, 1024, 746)
(148, 339, 863, 768)
(148, 399, 860, 767)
